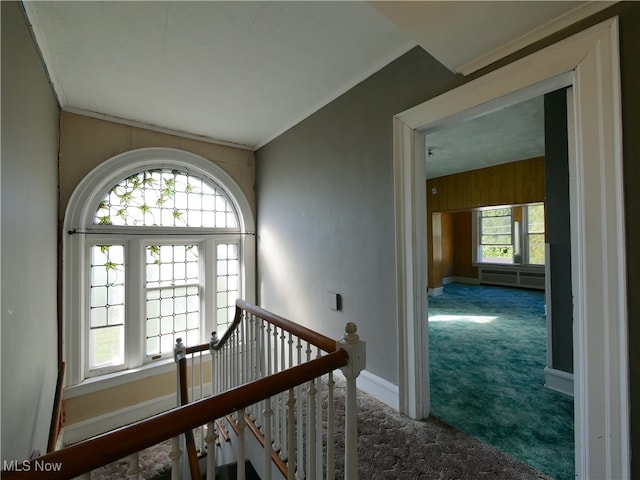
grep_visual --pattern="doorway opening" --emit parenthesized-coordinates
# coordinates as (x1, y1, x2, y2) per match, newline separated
(393, 18, 628, 479)
(423, 92, 574, 478)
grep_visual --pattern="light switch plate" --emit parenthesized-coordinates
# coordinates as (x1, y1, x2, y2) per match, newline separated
(328, 292, 342, 311)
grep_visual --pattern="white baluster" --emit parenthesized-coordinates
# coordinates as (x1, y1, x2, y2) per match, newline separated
(170, 436, 182, 480)
(272, 326, 281, 453)
(232, 330, 238, 389)
(173, 338, 186, 480)
(205, 420, 217, 480)
(326, 371, 336, 479)
(295, 338, 305, 480)
(287, 388, 296, 480)
(246, 314, 254, 421)
(280, 328, 287, 460)
(306, 377, 317, 480)
(339, 323, 366, 480)
(254, 318, 265, 430)
(210, 332, 218, 396)
(315, 348, 323, 480)
(237, 407, 247, 480)
(126, 452, 141, 479)
(263, 398, 273, 480)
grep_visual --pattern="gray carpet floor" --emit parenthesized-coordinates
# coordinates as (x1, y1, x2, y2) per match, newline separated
(92, 378, 549, 479)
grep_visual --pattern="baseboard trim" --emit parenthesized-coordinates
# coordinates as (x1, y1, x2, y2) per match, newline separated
(443, 276, 479, 285)
(63, 393, 177, 445)
(427, 287, 443, 297)
(334, 369, 399, 410)
(544, 367, 574, 397)
(64, 370, 401, 445)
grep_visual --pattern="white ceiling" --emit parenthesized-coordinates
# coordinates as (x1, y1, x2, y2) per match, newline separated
(23, 1, 610, 154)
(424, 96, 545, 179)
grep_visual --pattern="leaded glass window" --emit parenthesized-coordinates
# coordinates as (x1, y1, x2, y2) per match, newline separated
(94, 169, 238, 228)
(84, 167, 244, 376)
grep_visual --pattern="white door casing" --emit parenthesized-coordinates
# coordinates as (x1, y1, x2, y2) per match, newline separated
(393, 18, 628, 480)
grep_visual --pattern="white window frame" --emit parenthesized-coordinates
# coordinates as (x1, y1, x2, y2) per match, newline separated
(63, 148, 255, 391)
(522, 203, 545, 265)
(473, 203, 545, 266)
(477, 207, 514, 264)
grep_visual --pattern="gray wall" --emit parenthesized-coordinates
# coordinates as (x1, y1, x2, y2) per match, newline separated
(257, 3, 639, 476)
(544, 88, 573, 374)
(1, 1, 60, 461)
(256, 47, 461, 384)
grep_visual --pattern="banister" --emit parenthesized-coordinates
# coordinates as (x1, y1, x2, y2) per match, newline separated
(185, 343, 210, 355)
(2, 348, 350, 480)
(47, 362, 66, 453)
(212, 300, 338, 353)
(177, 356, 201, 480)
(209, 302, 244, 349)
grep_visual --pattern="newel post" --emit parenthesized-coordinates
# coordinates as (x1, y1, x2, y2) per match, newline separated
(206, 332, 219, 480)
(339, 323, 366, 480)
(172, 338, 186, 480)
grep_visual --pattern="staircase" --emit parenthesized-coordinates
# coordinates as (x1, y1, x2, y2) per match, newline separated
(2, 300, 365, 480)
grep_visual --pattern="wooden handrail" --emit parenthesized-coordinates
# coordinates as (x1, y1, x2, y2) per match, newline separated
(177, 357, 201, 480)
(47, 362, 66, 453)
(2, 349, 350, 480)
(210, 301, 244, 349)
(183, 300, 339, 355)
(213, 300, 338, 353)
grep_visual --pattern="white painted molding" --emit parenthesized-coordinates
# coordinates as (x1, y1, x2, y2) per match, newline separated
(570, 17, 628, 479)
(333, 369, 400, 411)
(63, 359, 175, 399)
(393, 117, 430, 419)
(545, 367, 574, 397)
(393, 17, 628, 479)
(427, 287, 443, 297)
(21, 2, 67, 106)
(63, 106, 255, 151)
(456, 2, 614, 75)
(443, 276, 479, 285)
(63, 393, 177, 445)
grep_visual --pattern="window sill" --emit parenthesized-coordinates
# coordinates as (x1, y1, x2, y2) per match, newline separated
(64, 358, 176, 399)
(472, 262, 545, 272)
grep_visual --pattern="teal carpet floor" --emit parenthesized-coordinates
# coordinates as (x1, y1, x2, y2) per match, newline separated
(428, 283, 574, 480)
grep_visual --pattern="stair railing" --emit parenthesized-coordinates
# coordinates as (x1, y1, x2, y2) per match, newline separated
(174, 299, 366, 480)
(2, 301, 365, 480)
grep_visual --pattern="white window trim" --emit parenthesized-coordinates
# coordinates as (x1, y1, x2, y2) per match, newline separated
(473, 204, 544, 266)
(523, 204, 545, 266)
(63, 148, 255, 391)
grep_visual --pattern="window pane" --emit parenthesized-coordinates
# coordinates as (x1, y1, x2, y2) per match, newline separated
(215, 243, 240, 335)
(93, 169, 239, 228)
(528, 233, 546, 265)
(90, 325, 124, 370)
(527, 203, 545, 234)
(527, 203, 545, 264)
(89, 245, 125, 370)
(145, 245, 200, 355)
(478, 208, 513, 264)
(480, 209, 512, 248)
(481, 234, 512, 245)
(481, 246, 514, 264)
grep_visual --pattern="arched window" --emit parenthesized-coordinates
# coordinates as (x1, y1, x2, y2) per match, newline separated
(63, 148, 255, 386)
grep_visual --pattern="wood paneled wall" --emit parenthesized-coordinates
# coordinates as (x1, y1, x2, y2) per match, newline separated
(427, 157, 545, 213)
(451, 211, 477, 278)
(427, 157, 545, 289)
